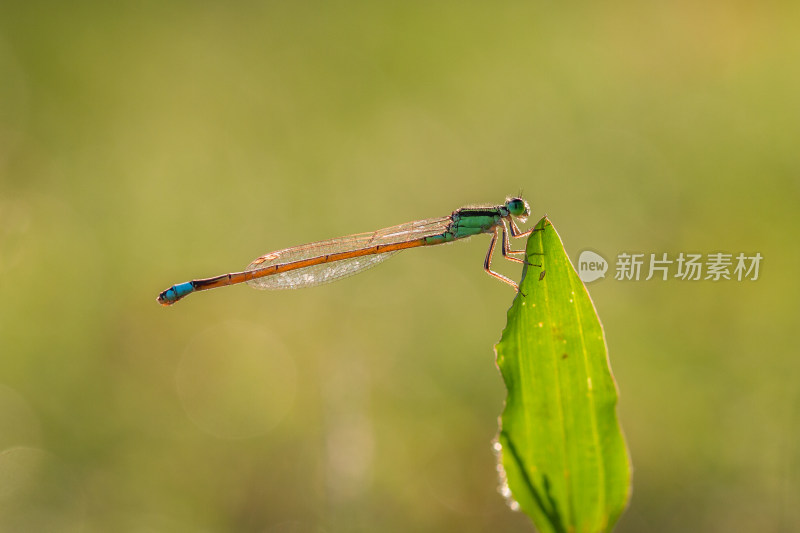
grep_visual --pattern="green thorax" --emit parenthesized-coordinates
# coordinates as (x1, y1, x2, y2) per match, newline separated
(424, 206, 506, 245)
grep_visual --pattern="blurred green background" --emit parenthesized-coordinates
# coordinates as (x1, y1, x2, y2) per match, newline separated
(1, 1, 798, 532)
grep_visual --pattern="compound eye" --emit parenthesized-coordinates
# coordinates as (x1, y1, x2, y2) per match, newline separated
(506, 198, 529, 217)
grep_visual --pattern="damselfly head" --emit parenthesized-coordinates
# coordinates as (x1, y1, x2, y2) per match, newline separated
(505, 197, 530, 220)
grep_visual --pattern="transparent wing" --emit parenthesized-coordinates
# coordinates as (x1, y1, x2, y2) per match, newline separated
(245, 216, 452, 290)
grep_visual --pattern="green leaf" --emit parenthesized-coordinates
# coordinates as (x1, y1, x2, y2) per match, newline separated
(495, 216, 631, 533)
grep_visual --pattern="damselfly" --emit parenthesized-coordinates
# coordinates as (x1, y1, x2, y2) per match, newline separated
(158, 197, 533, 305)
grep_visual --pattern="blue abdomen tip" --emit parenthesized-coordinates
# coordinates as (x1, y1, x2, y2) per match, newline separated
(173, 282, 194, 298)
(159, 281, 195, 305)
